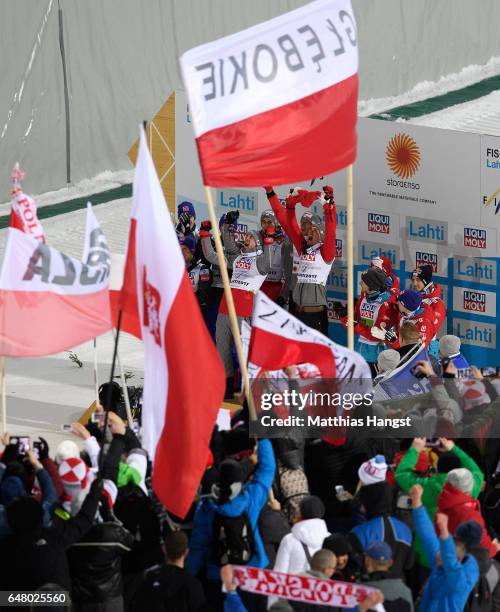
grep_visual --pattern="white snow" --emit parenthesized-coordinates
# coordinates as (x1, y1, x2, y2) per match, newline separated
(406, 90, 500, 136)
(358, 54, 500, 117)
(0, 169, 133, 216)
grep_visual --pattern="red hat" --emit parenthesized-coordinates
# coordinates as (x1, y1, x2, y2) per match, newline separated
(59, 457, 90, 496)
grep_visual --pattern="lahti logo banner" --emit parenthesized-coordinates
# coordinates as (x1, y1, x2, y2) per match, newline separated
(180, 0, 358, 186)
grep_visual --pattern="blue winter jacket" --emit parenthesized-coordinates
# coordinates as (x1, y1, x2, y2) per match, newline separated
(414, 505, 479, 612)
(186, 439, 276, 580)
(0, 464, 57, 539)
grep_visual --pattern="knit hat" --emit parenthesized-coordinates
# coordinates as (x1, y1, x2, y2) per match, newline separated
(361, 268, 388, 292)
(6, 496, 43, 532)
(371, 255, 393, 275)
(412, 264, 433, 287)
(218, 459, 244, 490)
(323, 534, 351, 557)
(55, 440, 80, 465)
(365, 541, 392, 561)
(0, 475, 26, 504)
(179, 233, 196, 255)
(299, 495, 325, 520)
(460, 380, 491, 411)
(261, 210, 276, 223)
(456, 520, 483, 547)
(59, 457, 90, 496)
(177, 201, 195, 218)
(398, 289, 422, 312)
(447, 468, 474, 495)
(414, 451, 430, 474)
(437, 451, 462, 474)
(377, 349, 400, 373)
(438, 335, 461, 358)
(358, 455, 388, 485)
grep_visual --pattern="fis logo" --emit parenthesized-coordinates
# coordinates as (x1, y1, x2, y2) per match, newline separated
(463, 290, 486, 313)
(335, 239, 343, 258)
(486, 148, 500, 169)
(415, 252, 437, 272)
(464, 227, 486, 249)
(368, 213, 390, 234)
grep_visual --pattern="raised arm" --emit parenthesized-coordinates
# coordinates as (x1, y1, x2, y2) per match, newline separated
(265, 188, 303, 253)
(320, 200, 336, 264)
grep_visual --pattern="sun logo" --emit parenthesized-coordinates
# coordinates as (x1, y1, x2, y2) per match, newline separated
(386, 133, 421, 179)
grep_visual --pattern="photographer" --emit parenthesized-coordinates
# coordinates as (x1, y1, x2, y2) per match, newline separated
(0, 439, 57, 539)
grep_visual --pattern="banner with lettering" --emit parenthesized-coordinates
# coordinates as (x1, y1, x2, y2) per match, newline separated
(0, 204, 111, 356)
(232, 565, 385, 610)
(174, 89, 500, 366)
(180, 0, 358, 186)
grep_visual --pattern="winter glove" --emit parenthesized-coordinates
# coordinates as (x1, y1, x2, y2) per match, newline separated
(225, 210, 240, 226)
(323, 185, 334, 201)
(264, 186, 275, 197)
(332, 301, 347, 318)
(385, 329, 398, 344)
(199, 220, 212, 238)
(37, 437, 49, 461)
(177, 212, 193, 234)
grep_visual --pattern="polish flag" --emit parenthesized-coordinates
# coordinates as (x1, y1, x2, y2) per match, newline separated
(10, 164, 45, 242)
(249, 291, 371, 379)
(119, 128, 225, 517)
(0, 204, 111, 357)
(180, 0, 358, 186)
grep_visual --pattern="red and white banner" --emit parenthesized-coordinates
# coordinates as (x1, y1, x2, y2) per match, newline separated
(249, 291, 371, 380)
(233, 566, 385, 610)
(10, 164, 45, 242)
(0, 204, 111, 357)
(180, 0, 358, 186)
(119, 128, 225, 517)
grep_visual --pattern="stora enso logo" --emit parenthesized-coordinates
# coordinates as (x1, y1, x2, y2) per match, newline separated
(386, 133, 421, 179)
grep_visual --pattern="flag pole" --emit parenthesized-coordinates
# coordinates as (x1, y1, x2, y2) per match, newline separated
(0, 357, 6, 434)
(93, 338, 99, 406)
(203, 186, 257, 422)
(99, 310, 122, 473)
(346, 165, 354, 350)
(114, 333, 134, 429)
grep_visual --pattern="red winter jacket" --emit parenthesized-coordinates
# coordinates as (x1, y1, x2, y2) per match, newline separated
(437, 482, 497, 558)
(422, 283, 446, 333)
(378, 302, 436, 349)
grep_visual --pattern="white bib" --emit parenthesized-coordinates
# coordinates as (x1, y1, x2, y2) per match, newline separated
(231, 252, 267, 293)
(297, 244, 332, 286)
(188, 263, 210, 292)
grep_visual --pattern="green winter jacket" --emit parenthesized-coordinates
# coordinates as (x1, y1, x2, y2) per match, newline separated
(395, 445, 484, 567)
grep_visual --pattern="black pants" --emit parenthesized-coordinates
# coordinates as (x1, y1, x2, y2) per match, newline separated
(294, 306, 329, 337)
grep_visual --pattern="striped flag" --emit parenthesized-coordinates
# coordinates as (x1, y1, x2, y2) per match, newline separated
(119, 128, 225, 517)
(180, 0, 358, 186)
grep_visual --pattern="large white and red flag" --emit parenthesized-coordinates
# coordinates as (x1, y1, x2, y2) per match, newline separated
(0, 204, 111, 356)
(180, 0, 358, 186)
(9, 164, 45, 242)
(119, 128, 225, 517)
(249, 291, 370, 380)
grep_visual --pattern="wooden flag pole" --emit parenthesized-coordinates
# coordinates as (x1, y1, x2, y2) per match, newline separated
(346, 165, 355, 350)
(93, 338, 99, 406)
(0, 357, 6, 434)
(204, 186, 257, 422)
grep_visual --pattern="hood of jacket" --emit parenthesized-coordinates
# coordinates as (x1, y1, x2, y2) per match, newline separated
(438, 482, 478, 513)
(291, 518, 329, 549)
